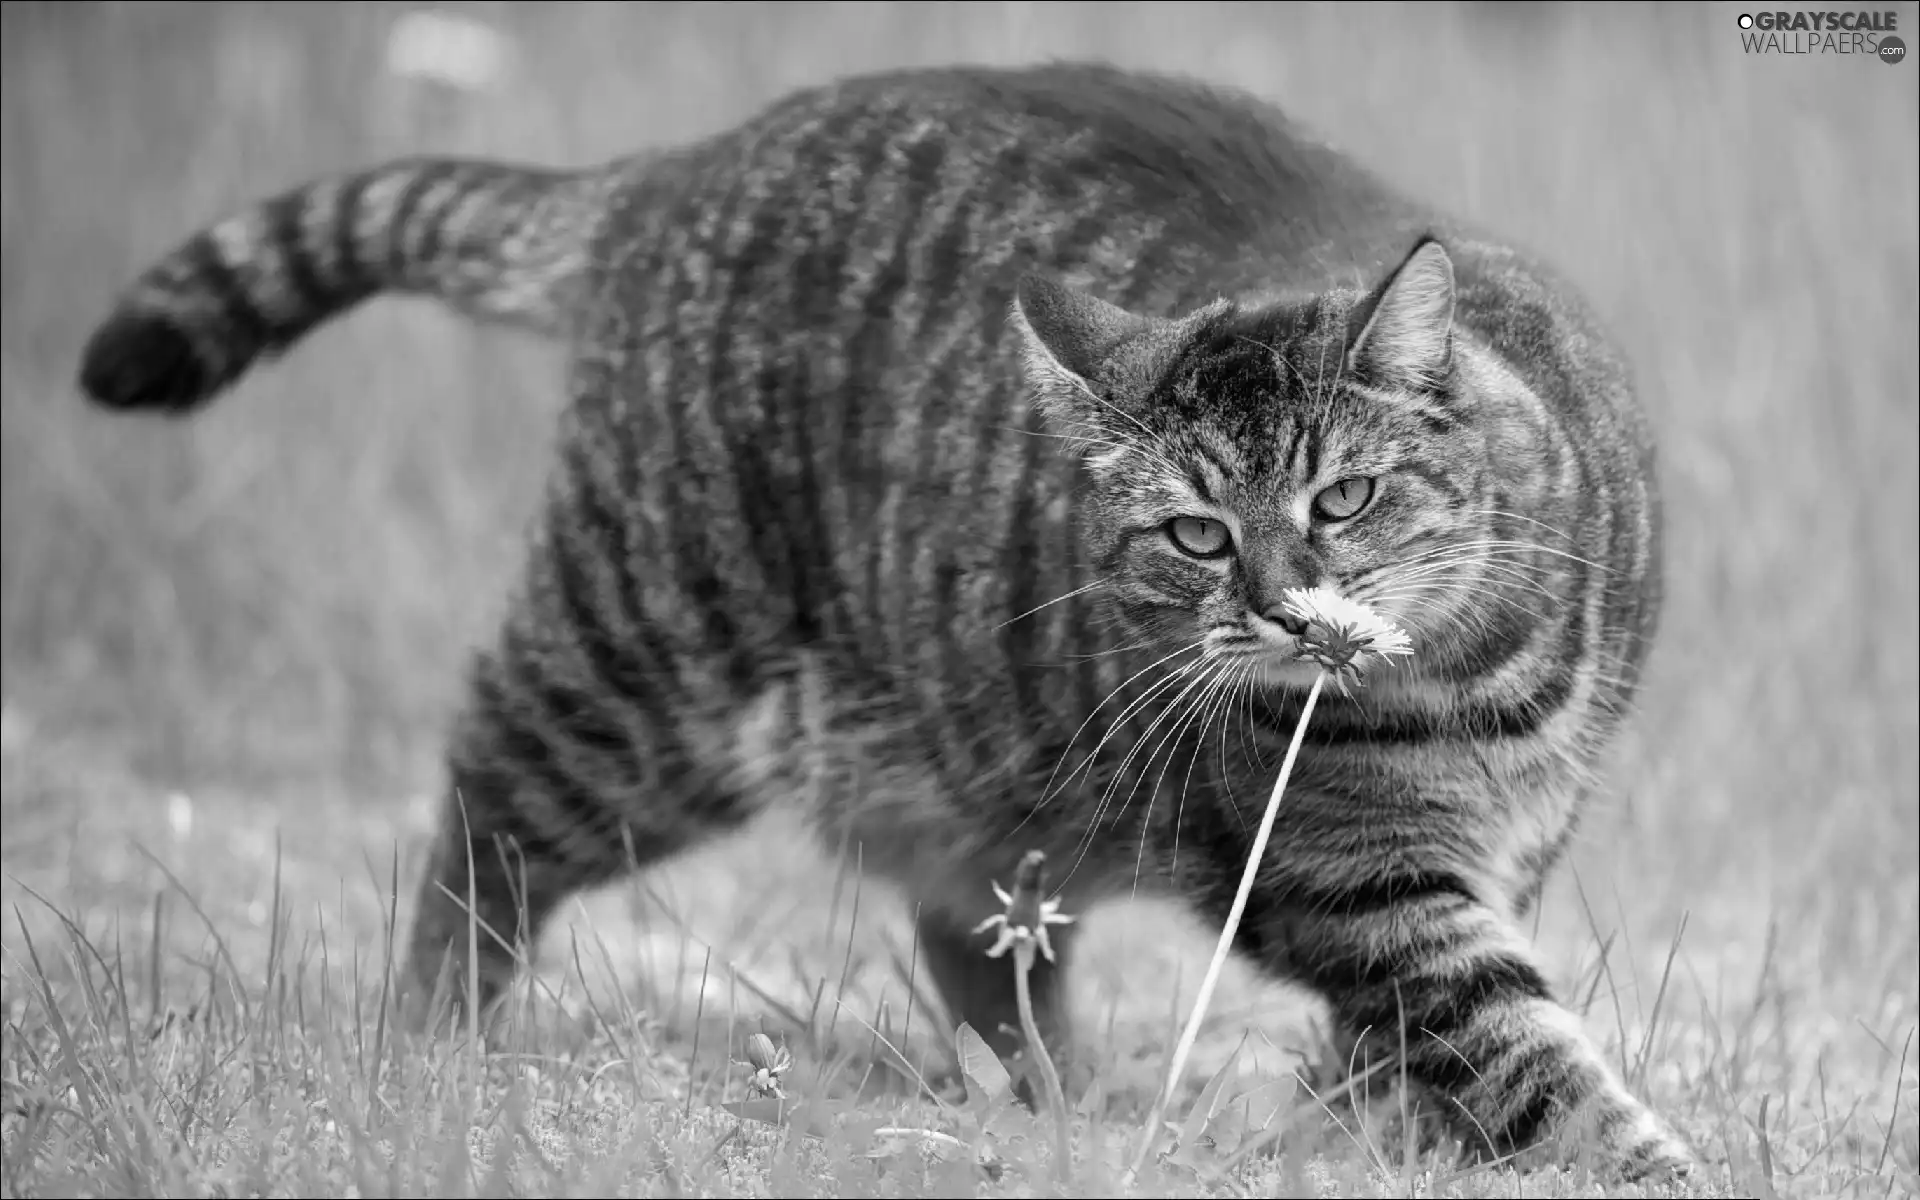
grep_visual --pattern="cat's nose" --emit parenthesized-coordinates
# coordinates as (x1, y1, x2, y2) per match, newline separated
(1262, 606, 1309, 637)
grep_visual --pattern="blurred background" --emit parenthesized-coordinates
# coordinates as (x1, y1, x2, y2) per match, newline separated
(2, 0, 1915, 1103)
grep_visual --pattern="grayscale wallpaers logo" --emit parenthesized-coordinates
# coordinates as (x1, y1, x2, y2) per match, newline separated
(1736, 10, 1905, 60)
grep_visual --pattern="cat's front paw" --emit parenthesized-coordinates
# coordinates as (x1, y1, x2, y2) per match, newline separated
(1602, 1101, 1701, 1183)
(1512, 1093, 1699, 1183)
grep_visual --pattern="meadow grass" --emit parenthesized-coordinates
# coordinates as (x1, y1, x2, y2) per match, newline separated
(3, 3, 1917, 1195)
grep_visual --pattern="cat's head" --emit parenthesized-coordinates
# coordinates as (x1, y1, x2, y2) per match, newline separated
(1012, 236, 1504, 688)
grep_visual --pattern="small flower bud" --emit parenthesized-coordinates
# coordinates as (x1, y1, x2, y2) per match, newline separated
(973, 848, 1077, 964)
(1006, 849, 1050, 934)
(744, 1033, 781, 1073)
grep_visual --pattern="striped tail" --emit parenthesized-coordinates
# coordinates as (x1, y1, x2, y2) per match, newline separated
(78, 156, 608, 415)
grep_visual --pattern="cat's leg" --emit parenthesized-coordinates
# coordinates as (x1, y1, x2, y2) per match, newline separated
(1285, 882, 1696, 1180)
(400, 641, 756, 1034)
(400, 751, 623, 1034)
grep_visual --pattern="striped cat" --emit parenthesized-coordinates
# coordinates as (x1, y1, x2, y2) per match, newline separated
(77, 62, 1690, 1178)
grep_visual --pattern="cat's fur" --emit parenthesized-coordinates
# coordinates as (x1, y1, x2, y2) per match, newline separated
(77, 62, 1688, 1177)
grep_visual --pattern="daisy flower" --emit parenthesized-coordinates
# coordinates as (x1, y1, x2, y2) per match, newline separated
(1281, 585, 1415, 687)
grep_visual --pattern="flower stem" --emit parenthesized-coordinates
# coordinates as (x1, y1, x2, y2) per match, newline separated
(1126, 669, 1328, 1182)
(1014, 940, 1073, 1182)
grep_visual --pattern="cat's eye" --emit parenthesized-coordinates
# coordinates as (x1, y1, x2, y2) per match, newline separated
(1312, 477, 1375, 522)
(1167, 516, 1232, 558)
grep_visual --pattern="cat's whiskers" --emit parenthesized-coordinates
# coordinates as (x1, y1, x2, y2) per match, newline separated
(1050, 648, 1212, 803)
(1397, 532, 1578, 562)
(1353, 569, 1505, 636)
(1167, 650, 1249, 799)
(1144, 653, 1259, 894)
(1448, 536, 1612, 574)
(1089, 654, 1232, 833)
(1019, 639, 1207, 835)
(993, 580, 1108, 631)
(1020, 655, 1208, 851)
(1372, 573, 1540, 626)
(1126, 655, 1243, 893)
(1366, 602, 1494, 663)
(1231, 653, 1267, 778)
(1199, 652, 1261, 805)
(1388, 541, 1567, 584)
(1387, 557, 1560, 605)
(1045, 653, 1206, 785)
(1465, 507, 1584, 546)
(1065, 654, 1231, 886)
(1355, 586, 1455, 621)
(1060, 639, 1159, 663)
(1367, 581, 1538, 658)
(1364, 541, 1574, 619)
(1386, 551, 1567, 605)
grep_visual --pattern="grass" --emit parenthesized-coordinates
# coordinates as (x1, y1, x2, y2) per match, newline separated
(2, 2, 1916, 1196)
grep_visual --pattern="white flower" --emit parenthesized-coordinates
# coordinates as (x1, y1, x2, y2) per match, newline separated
(1281, 587, 1414, 686)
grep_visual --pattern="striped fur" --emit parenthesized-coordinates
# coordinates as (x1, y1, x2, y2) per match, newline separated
(77, 63, 1686, 1178)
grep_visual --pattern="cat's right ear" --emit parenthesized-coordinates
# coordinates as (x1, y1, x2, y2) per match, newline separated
(1011, 274, 1151, 393)
(1346, 237, 1457, 394)
(1010, 275, 1226, 430)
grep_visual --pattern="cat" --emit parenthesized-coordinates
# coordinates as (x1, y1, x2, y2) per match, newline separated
(76, 61, 1690, 1178)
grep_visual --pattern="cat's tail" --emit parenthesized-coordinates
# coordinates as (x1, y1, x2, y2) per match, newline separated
(78, 157, 610, 415)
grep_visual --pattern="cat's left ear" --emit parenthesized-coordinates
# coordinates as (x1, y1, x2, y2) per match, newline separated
(1346, 237, 1456, 393)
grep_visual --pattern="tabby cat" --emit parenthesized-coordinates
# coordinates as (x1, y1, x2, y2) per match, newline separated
(77, 62, 1690, 1177)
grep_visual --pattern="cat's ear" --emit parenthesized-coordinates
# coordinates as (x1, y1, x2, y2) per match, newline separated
(1011, 274, 1226, 427)
(1346, 237, 1456, 393)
